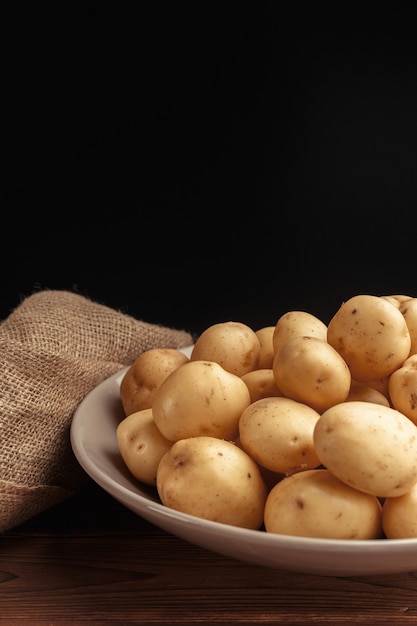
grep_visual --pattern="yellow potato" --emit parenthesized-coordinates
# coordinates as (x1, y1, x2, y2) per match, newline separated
(190, 321, 261, 376)
(345, 381, 390, 407)
(233, 436, 284, 490)
(382, 482, 417, 538)
(400, 297, 417, 355)
(156, 436, 267, 529)
(255, 326, 275, 368)
(313, 401, 417, 497)
(272, 335, 351, 413)
(388, 354, 417, 425)
(327, 294, 411, 381)
(272, 310, 327, 355)
(356, 375, 391, 401)
(120, 348, 189, 416)
(152, 360, 251, 442)
(381, 295, 402, 308)
(116, 409, 172, 486)
(240, 369, 283, 403)
(381, 294, 413, 308)
(264, 468, 383, 539)
(239, 396, 321, 474)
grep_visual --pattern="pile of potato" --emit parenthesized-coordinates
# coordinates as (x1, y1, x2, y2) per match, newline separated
(116, 294, 417, 540)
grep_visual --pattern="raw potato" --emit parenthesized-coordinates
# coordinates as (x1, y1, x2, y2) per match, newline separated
(313, 401, 417, 498)
(239, 396, 321, 474)
(327, 294, 411, 381)
(272, 310, 327, 355)
(255, 326, 275, 368)
(355, 375, 390, 401)
(388, 354, 417, 425)
(264, 468, 383, 539)
(120, 348, 189, 416)
(190, 321, 261, 377)
(115, 291, 417, 540)
(382, 482, 417, 538)
(241, 369, 282, 403)
(345, 381, 390, 407)
(381, 294, 413, 309)
(272, 335, 351, 413)
(400, 297, 417, 355)
(156, 436, 267, 529)
(116, 408, 172, 486)
(152, 360, 251, 442)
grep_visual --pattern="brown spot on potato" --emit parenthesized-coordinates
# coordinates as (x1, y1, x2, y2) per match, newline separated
(173, 455, 186, 468)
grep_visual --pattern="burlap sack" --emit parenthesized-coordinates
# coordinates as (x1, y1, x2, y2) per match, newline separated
(0, 290, 193, 532)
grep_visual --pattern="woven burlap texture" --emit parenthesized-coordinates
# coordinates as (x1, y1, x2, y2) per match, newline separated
(0, 290, 193, 533)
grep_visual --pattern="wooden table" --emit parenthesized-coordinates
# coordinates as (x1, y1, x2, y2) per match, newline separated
(1, 481, 417, 625)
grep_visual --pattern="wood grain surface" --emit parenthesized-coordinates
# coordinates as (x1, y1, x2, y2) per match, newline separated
(1, 481, 417, 625)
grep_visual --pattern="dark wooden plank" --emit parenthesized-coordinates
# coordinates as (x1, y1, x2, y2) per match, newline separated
(1, 483, 417, 623)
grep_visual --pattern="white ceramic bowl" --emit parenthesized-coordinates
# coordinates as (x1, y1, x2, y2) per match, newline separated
(70, 346, 417, 577)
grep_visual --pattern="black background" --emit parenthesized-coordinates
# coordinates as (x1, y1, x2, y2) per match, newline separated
(3, 5, 417, 338)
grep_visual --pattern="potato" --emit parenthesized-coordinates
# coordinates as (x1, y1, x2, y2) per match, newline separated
(239, 396, 321, 474)
(388, 354, 417, 425)
(345, 381, 390, 407)
(152, 360, 251, 442)
(381, 295, 402, 308)
(190, 321, 261, 377)
(264, 468, 383, 539)
(356, 375, 390, 401)
(233, 436, 284, 491)
(272, 310, 327, 355)
(156, 436, 267, 529)
(327, 294, 411, 381)
(400, 297, 417, 355)
(272, 335, 351, 413)
(381, 294, 413, 308)
(240, 368, 283, 403)
(255, 326, 275, 368)
(120, 348, 189, 415)
(116, 409, 172, 486)
(313, 401, 417, 497)
(382, 482, 417, 538)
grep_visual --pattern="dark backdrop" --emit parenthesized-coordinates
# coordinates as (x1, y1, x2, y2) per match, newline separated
(3, 5, 417, 337)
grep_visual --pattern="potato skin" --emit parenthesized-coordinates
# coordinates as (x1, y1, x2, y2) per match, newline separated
(327, 294, 411, 381)
(388, 354, 417, 425)
(255, 326, 275, 369)
(240, 369, 283, 403)
(382, 482, 417, 538)
(313, 401, 417, 498)
(272, 310, 327, 355)
(156, 436, 267, 529)
(381, 294, 413, 309)
(239, 396, 321, 474)
(190, 321, 261, 377)
(400, 298, 417, 356)
(152, 360, 251, 442)
(345, 381, 390, 407)
(272, 335, 351, 413)
(120, 348, 189, 416)
(116, 409, 172, 486)
(264, 468, 383, 539)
